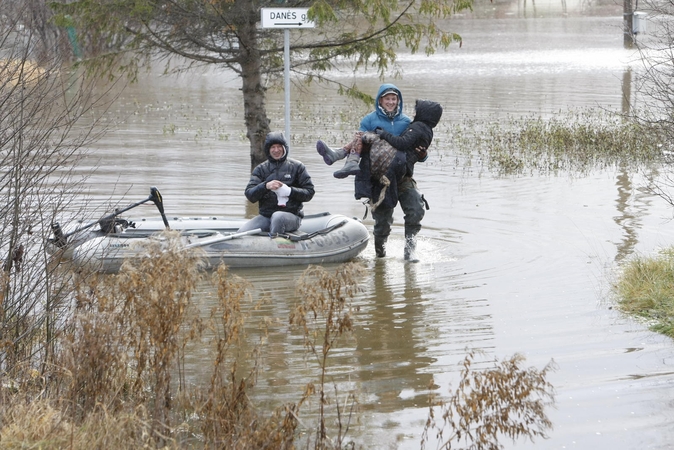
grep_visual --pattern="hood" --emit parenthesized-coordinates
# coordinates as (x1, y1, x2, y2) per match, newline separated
(414, 100, 443, 128)
(375, 83, 404, 120)
(263, 131, 289, 162)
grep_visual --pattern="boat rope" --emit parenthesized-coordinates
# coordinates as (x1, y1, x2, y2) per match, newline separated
(368, 174, 391, 214)
(278, 219, 348, 242)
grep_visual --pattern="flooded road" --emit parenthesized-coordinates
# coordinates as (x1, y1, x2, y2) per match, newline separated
(71, 2, 674, 448)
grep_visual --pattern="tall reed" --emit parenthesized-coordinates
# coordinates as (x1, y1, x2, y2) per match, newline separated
(290, 263, 365, 449)
(1, 234, 558, 449)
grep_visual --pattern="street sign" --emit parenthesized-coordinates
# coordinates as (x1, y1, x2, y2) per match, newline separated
(261, 8, 315, 29)
(260, 7, 316, 141)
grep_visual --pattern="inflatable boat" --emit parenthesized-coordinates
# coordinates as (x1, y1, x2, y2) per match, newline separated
(48, 188, 370, 273)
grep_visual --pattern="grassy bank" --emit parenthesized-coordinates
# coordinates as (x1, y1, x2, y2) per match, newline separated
(613, 247, 674, 338)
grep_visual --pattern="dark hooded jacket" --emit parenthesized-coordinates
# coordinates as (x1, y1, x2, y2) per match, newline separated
(376, 99, 443, 178)
(354, 100, 443, 209)
(244, 132, 315, 218)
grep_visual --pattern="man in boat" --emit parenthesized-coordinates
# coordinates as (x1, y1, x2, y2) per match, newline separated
(315, 84, 441, 262)
(238, 132, 315, 235)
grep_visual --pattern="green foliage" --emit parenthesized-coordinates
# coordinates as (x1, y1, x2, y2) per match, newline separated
(446, 109, 667, 176)
(614, 248, 674, 338)
(49, 0, 473, 167)
(305, 0, 471, 79)
(49, 0, 472, 92)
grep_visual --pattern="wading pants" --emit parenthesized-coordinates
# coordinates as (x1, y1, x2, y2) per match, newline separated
(371, 177, 425, 240)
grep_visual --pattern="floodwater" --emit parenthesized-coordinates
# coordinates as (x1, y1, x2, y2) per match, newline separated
(72, 1, 674, 448)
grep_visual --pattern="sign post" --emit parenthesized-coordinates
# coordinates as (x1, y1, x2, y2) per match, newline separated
(261, 8, 315, 141)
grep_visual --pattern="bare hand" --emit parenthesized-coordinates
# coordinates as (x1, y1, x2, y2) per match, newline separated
(266, 180, 284, 190)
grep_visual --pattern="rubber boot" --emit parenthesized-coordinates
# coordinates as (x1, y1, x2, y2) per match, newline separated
(333, 152, 361, 179)
(404, 235, 419, 263)
(374, 235, 387, 258)
(316, 140, 347, 166)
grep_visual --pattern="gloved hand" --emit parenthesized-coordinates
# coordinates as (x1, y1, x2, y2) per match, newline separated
(374, 127, 384, 136)
(415, 147, 428, 161)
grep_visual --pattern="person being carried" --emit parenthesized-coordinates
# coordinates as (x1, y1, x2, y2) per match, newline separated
(238, 131, 315, 235)
(315, 83, 443, 262)
(316, 85, 410, 178)
(360, 99, 443, 262)
(362, 98, 443, 207)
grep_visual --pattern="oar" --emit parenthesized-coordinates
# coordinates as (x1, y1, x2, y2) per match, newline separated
(184, 228, 262, 249)
(51, 186, 169, 247)
(148, 187, 171, 230)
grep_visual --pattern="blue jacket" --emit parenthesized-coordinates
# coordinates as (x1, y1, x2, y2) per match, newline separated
(358, 84, 411, 134)
(354, 84, 412, 208)
(244, 132, 315, 218)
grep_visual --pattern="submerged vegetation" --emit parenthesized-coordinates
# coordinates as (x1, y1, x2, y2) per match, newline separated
(613, 248, 674, 338)
(422, 351, 557, 450)
(0, 233, 556, 449)
(444, 109, 667, 176)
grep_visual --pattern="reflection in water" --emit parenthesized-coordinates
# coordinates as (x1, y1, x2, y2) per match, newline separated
(613, 165, 655, 262)
(613, 166, 639, 262)
(354, 260, 436, 411)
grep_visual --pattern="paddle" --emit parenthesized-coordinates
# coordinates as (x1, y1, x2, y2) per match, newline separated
(184, 228, 262, 249)
(149, 187, 171, 230)
(51, 186, 170, 248)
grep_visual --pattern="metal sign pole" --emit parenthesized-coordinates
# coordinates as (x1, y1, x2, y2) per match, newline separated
(260, 8, 315, 142)
(284, 29, 290, 141)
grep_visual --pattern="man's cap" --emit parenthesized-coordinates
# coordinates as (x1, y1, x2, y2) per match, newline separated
(380, 88, 398, 97)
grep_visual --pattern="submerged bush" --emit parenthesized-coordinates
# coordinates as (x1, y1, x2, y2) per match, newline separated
(422, 350, 556, 450)
(0, 237, 558, 449)
(1, 232, 298, 448)
(445, 109, 666, 176)
(289, 263, 366, 449)
(613, 247, 674, 337)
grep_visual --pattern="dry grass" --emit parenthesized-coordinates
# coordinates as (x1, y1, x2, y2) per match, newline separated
(422, 350, 557, 450)
(289, 263, 366, 449)
(1, 233, 557, 449)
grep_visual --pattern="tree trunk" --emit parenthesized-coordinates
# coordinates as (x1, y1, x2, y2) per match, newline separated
(238, 18, 271, 171)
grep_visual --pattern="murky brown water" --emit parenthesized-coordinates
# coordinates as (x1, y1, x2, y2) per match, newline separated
(68, 1, 674, 448)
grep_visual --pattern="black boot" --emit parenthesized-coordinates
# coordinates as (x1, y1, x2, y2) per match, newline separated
(374, 235, 387, 258)
(333, 152, 361, 178)
(404, 235, 419, 263)
(316, 140, 347, 165)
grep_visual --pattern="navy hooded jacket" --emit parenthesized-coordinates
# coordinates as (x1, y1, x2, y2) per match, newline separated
(377, 99, 443, 178)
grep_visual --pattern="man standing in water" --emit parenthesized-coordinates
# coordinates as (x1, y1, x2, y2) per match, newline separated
(316, 84, 429, 262)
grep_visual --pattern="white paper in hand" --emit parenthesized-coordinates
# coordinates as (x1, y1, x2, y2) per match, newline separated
(274, 183, 291, 206)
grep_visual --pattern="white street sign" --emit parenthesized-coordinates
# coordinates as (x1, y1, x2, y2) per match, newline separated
(261, 8, 315, 29)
